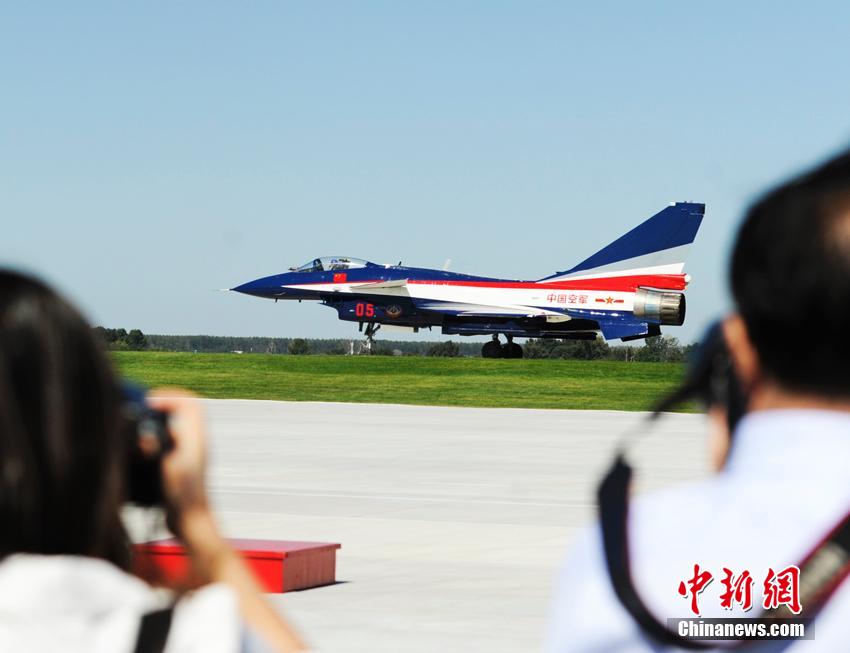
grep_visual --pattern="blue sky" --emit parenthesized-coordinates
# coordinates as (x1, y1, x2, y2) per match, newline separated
(3, 2, 850, 343)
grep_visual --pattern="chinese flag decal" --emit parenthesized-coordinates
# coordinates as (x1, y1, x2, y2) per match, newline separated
(333, 273, 347, 283)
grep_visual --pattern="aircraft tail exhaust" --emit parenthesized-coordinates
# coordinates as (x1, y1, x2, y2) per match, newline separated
(539, 202, 705, 282)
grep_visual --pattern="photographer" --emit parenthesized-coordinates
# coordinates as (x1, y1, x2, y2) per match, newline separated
(0, 271, 306, 652)
(545, 149, 850, 651)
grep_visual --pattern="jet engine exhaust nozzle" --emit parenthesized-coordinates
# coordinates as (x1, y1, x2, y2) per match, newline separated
(633, 288, 686, 326)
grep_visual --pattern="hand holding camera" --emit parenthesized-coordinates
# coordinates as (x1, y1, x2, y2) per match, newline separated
(124, 386, 234, 581)
(124, 385, 215, 523)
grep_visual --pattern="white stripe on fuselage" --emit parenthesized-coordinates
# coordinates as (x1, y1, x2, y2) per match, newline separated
(280, 281, 636, 316)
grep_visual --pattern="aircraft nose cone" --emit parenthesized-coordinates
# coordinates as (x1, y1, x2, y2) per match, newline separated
(231, 279, 270, 297)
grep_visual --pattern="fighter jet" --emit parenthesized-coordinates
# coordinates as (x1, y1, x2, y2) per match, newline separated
(232, 202, 704, 358)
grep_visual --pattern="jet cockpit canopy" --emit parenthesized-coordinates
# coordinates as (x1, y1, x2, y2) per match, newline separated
(292, 256, 372, 273)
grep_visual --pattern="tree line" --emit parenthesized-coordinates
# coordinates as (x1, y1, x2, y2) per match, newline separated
(522, 335, 696, 363)
(95, 327, 696, 362)
(93, 327, 149, 350)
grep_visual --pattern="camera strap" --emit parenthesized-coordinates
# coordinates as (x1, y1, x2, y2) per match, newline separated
(132, 605, 175, 653)
(598, 454, 850, 649)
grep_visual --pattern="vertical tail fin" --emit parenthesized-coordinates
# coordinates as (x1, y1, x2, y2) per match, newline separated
(540, 202, 705, 282)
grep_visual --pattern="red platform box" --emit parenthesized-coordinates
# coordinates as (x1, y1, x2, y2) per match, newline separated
(133, 538, 341, 593)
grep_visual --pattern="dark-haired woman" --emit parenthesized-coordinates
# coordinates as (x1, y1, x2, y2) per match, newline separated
(0, 270, 305, 652)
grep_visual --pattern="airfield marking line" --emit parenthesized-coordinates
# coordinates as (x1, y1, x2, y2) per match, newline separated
(209, 487, 593, 509)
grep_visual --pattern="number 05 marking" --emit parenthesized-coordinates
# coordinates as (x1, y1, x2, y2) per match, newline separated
(355, 302, 375, 318)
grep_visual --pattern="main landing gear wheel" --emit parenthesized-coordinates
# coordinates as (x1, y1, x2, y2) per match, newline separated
(502, 342, 523, 358)
(502, 335, 523, 359)
(481, 335, 503, 358)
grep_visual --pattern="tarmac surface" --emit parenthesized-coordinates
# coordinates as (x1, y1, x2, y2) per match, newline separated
(177, 400, 707, 652)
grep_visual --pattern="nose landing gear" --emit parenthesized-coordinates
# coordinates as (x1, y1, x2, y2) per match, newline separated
(480, 334, 524, 358)
(359, 322, 381, 354)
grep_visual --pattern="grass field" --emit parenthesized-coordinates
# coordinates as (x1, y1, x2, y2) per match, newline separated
(113, 352, 693, 411)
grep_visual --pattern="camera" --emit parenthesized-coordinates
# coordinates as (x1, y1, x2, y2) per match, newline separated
(652, 320, 746, 433)
(120, 383, 173, 506)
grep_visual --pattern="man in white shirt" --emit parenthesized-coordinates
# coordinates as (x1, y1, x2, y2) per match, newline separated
(546, 148, 850, 651)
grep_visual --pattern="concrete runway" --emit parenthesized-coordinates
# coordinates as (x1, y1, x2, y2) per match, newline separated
(195, 400, 707, 652)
